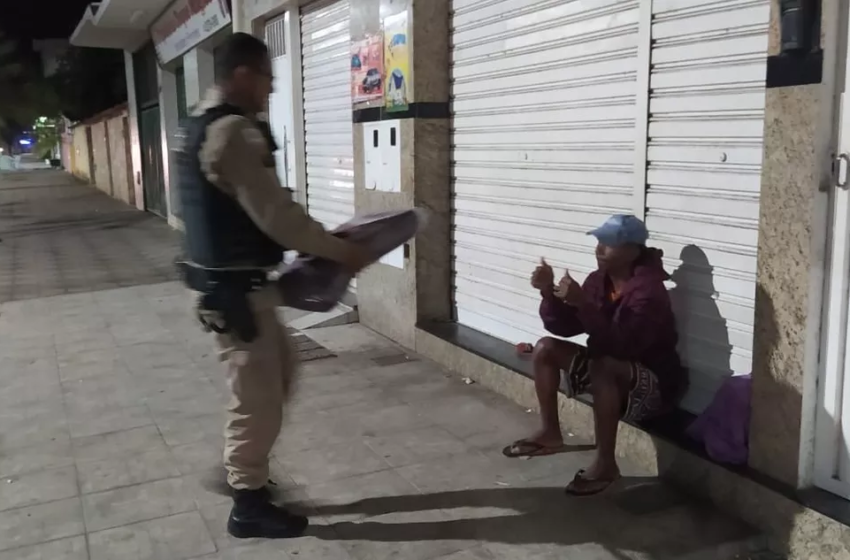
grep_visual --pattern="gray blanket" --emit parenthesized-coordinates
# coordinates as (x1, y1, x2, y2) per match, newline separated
(276, 208, 427, 311)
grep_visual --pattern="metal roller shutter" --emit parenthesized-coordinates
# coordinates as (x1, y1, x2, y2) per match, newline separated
(645, 0, 769, 413)
(450, 0, 770, 414)
(300, 0, 355, 231)
(451, 0, 643, 344)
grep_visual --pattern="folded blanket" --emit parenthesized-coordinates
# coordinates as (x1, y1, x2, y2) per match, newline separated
(277, 208, 427, 311)
(685, 374, 751, 465)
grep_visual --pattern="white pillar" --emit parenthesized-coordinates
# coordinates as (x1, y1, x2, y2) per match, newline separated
(158, 65, 181, 228)
(183, 47, 216, 112)
(232, 0, 246, 33)
(285, 11, 308, 206)
(124, 50, 145, 211)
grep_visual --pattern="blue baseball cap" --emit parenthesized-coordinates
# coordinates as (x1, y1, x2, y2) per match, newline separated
(587, 214, 648, 247)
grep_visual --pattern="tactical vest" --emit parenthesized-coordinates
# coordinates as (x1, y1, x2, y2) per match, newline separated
(176, 104, 285, 269)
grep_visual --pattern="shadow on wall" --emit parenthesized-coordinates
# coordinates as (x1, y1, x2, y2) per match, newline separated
(667, 244, 733, 411)
(748, 283, 806, 555)
(654, 273, 804, 557)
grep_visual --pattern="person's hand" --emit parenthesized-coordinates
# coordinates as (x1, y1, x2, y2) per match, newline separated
(531, 258, 555, 291)
(339, 243, 373, 274)
(554, 270, 585, 306)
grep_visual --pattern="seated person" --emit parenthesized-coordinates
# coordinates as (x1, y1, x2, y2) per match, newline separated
(503, 214, 686, 496)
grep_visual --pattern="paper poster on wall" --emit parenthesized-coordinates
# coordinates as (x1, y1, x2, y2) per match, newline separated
(383, 11, 410, 112)
(351, 34, 384, 104)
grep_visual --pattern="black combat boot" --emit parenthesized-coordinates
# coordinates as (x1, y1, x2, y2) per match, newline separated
(227, 488, 309, 539)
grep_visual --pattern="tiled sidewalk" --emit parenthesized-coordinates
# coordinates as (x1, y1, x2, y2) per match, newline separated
(0, 280, 767, 560)
(0, 170, 767, 559)
(0, 170, 180, 303)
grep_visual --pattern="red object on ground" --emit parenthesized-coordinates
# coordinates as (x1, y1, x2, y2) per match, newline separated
(516, 342, 534, 355)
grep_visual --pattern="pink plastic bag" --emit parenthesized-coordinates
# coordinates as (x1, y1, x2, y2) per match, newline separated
(277, 208, 427, 311)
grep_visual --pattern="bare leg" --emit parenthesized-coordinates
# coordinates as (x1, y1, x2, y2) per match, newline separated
(583, 357, 633, 481)
(530, 338, 566, 445)
(503, 338, 584, 457)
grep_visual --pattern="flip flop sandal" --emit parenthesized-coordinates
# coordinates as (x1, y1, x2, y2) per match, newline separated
(502, 439, 568, 458)
(564, 469, 621, 496)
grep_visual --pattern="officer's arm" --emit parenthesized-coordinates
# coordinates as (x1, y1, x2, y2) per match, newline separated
(200, 116, 352, 262)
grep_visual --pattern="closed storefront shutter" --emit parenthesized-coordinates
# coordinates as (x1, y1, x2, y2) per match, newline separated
(645, 0, 769, 413)
(451, 0, 643, 344)
(300, 0, 355, 231)
(450, 0, 770, 414)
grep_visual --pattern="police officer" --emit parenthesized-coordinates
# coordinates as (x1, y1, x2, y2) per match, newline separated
(176, 33, 370, 539)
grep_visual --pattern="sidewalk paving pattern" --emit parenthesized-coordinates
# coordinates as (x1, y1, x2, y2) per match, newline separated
(0, 171, 772, 559)
(0, 170, 180, 303)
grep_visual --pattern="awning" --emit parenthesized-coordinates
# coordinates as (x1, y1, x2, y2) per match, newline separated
(70, 0, 173, 51)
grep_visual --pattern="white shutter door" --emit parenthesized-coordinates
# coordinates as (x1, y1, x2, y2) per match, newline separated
(300, 0, 355, 230)
(266, 15, 294, 190)
(451, 0, 643, 344)
(645, 0, 769, 413)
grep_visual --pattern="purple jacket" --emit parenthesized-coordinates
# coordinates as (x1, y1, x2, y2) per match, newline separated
(540, 248, 686, 405)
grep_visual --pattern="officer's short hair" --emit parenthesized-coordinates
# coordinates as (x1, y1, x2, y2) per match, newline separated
(215, 32, 270, 82)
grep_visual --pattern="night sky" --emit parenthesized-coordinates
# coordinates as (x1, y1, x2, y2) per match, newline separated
(0, 0, 91, 42)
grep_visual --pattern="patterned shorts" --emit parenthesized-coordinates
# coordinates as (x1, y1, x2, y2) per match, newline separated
(563, 348, 664, 423)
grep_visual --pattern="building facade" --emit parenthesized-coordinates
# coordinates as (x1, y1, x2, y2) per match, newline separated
(72, 0, 850, 556)
(71, 0, 236, 227)
(68, 104, 136, 205)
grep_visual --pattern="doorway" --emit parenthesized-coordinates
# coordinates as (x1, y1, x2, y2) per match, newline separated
(815, 2, 850, 499)
(139, 106, 167, 217)
(134, 42, 167, 218)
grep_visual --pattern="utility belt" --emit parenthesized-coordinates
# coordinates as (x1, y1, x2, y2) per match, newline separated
(175, 260, 269, 343)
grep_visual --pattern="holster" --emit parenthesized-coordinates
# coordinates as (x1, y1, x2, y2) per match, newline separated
(175, 261, 268, 343)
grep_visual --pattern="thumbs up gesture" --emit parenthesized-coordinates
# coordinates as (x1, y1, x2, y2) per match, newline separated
(554, 269, 585, 306)
(530, 258, 555, 290)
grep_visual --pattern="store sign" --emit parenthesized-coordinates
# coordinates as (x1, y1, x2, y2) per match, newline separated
(151, 0, 231, 64)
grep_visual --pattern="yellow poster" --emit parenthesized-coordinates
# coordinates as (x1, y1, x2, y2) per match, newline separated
(383, 11, 410, 112)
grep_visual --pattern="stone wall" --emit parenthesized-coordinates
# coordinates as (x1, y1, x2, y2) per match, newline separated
(107, 116, 134, 205)
(72, 106, 134, 208)
(748, 0, 839, 488)
(71, 126, 91, 182)
(350, 0, 453, 348)
(90, 121, 112, 196)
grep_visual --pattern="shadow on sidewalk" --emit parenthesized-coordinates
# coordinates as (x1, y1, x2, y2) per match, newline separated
(301, 479, 756, 555)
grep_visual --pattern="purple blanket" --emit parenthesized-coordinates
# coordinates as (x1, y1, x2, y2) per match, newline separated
(686, 374, 751, 465)
(277, 208, 427, 311)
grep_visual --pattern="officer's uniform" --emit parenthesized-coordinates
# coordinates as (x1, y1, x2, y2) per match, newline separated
(178, 88, 352, 492)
